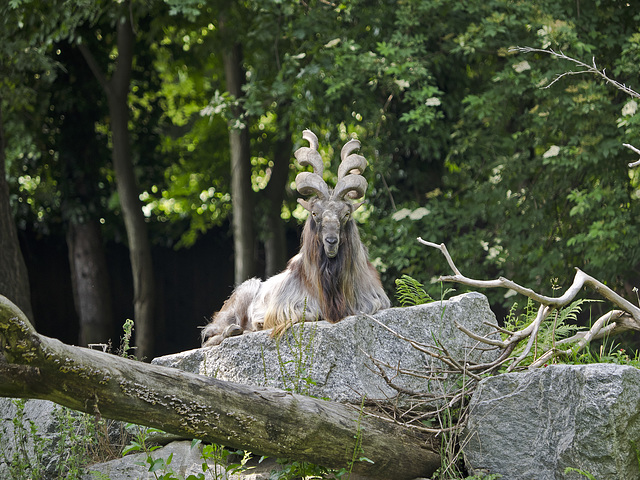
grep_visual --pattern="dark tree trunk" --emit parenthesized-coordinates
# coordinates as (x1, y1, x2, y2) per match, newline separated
(0, 106, 34, 321)
(0, 296, 441, 480)
(79, 14, 156, 359)
(66, 220, 113, 346)
(263, 133, 292, 277)
(108, 17, 155, 360)
(222, 40, 256, 284)
(107, 76, 156, 360)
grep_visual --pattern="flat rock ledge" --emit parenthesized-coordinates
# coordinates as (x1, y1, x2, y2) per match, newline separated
(153, 292, 500, 406)
(462, 363, 640, 480)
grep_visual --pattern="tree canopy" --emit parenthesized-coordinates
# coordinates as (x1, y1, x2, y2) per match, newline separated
(2, 0, 640, 354)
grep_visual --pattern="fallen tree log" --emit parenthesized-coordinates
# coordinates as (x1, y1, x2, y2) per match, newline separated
(0, 295, 440, 479)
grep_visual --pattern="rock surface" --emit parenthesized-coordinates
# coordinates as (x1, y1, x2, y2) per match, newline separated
(0, 398, 60, 478)
(153, 292, 500, 406)
(462, 363, 640, 480)
(5, 295, 640, 479)
(82, 440, 282, 480)
(1, 292, 498, 479)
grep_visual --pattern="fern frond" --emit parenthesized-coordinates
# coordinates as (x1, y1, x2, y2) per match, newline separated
(556, 298, 600, 325)
(395, 275, 434, 307)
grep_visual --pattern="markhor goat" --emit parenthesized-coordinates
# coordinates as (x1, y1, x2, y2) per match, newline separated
(202, 130, 390, 347)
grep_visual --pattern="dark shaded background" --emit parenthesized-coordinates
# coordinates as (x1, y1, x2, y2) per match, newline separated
(20, 223, 300, 357)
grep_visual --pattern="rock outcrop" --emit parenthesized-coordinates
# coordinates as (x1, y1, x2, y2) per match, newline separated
(0, 398, 61, 478)
(1, 292, 498, 479)
(10, 293, 640, 479)
(153, 292, 500, 406)
(462, 363, 640, 479)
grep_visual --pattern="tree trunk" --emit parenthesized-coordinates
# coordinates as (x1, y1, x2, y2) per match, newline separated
(107, 84, 156, 360)
(228, 121, 255, 284)
(108, 16, 155, 360)
(0, 106, 34, 322)
(221, 29, 256, 284)
(66, 220, 113, 346)
(263, 133, 292, 277)
(79, 14, 156, 359)
(0, 295, 441, 479)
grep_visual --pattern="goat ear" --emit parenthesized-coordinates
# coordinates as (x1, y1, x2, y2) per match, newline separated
(297, 198, 311, 211)
(352, 200, 365, 211)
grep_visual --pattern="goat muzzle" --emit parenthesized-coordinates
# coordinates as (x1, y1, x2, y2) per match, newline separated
(323, 235, 339, 258)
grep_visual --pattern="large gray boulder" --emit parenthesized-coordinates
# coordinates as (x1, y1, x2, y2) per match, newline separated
(462, 363, 640, 479)
(153, 292, 500, 406)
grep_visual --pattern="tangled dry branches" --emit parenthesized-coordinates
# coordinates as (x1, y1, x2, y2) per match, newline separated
(418, 238, 640, 371)
(362, 237, 640, 446)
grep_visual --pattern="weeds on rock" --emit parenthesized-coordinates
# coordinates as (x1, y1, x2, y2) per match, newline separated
(0, 399, 128, 480)
(0, 399, 46, 480)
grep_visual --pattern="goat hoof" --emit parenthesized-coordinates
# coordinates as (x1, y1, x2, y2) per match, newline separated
(223, 324, 244, 338)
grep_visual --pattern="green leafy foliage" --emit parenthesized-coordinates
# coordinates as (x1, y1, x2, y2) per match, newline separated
(503, 298, 539, 335)
(269, 458, 332, 480)
(501, 296, 620, 367)
(564, 467, 597, 480)
(0, 399, 47, 479)
(198, 441, 253, 480)
(274, 308, 319, 397)
(0, 399, 125, 480)
(395, 274, 434, 307)
(122, 426, 256, 480)
(357, 1, 640, 311)
(8, 0, 640, 299)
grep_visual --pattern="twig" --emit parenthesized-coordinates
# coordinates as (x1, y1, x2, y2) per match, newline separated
(507, 305, 551, 372)
(364, 314, 482, 381)
(362, 351, 441, 397)
(417, 238, 462, 275)
(514, 47, 640, 170)
(465, 343, 517, 373)
(512, 46, 640, 100)
(623, 144, 640, 168)
(362, 350, 454, 380)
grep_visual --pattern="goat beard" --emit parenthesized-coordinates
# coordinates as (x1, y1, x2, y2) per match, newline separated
(317, 246, 348, 323)
(302, 220, 356, 323)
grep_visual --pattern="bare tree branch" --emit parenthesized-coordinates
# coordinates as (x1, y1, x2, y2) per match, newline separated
(512, 46, 640, 100)
(419, 238, 640, 370)
(623, 143, 640, 168)
(508, 305, 551, 371)
(417, 238, 461, 275)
